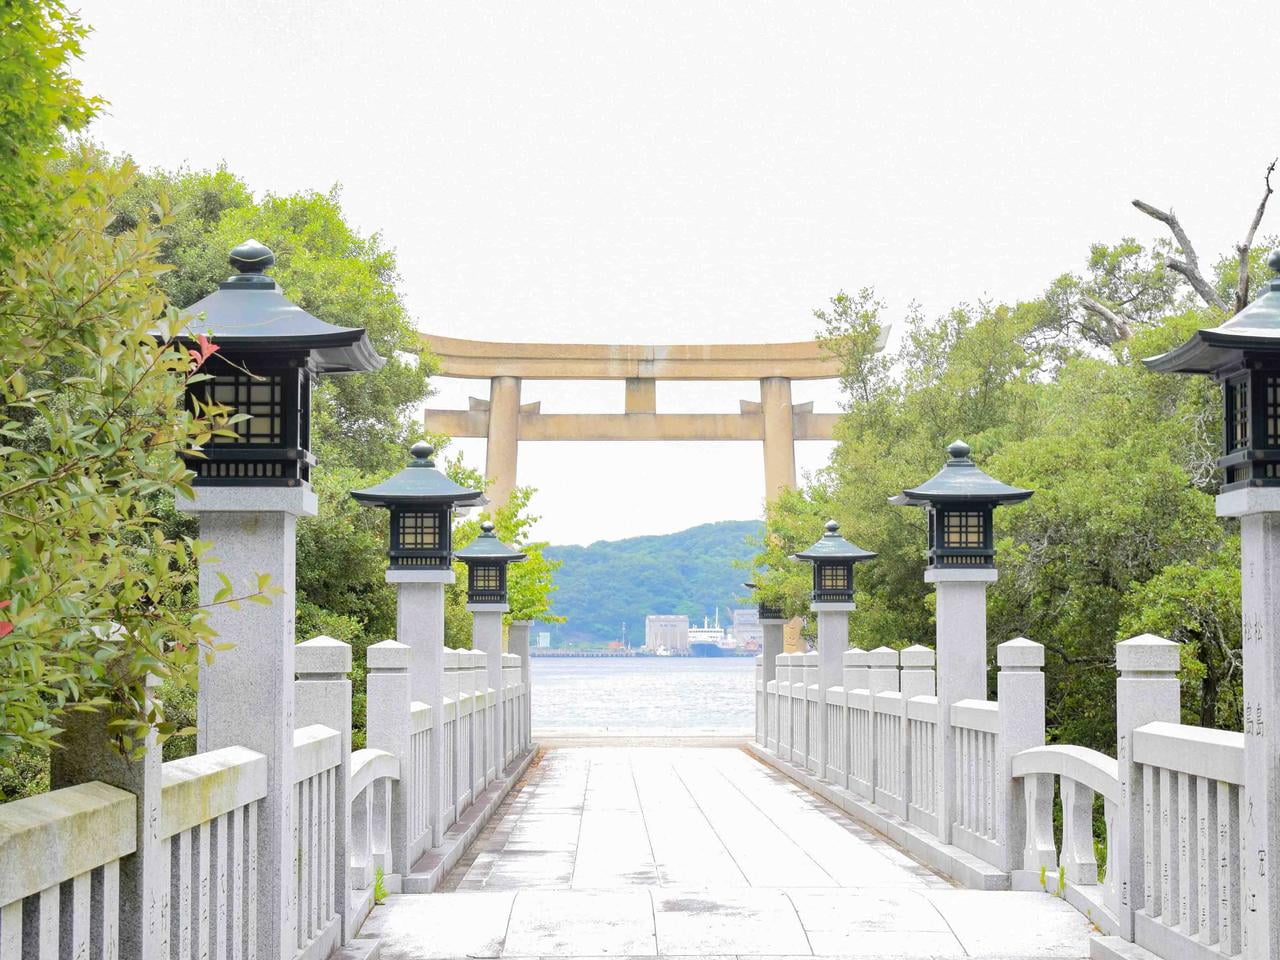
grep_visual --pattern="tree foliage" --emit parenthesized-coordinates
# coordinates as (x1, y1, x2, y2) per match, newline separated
(0, 1, 100, 258)
(753, 236, 1256, 754)
(0, 156, 263, 757)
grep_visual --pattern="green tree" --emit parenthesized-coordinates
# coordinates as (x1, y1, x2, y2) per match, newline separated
(0, 1, 100, 259)
(755, 231, 1246, 755)
(0, 155, 264, 761)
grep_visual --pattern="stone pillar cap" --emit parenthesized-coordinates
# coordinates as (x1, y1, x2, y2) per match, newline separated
(443, 648, 460, 668)
(367, 639, 409, 670)
(1116, 634, 1180, 675)
(802, 652, 819, 665)
(997, 636, 1044, 669)
(899, 644, 935, 668)
(843, 649, 871, 665)
(867, 646, 898, 666)
(296, 634, 352, 675)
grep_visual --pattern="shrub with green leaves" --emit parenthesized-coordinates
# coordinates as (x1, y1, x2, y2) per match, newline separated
(0, 155, 265, 757)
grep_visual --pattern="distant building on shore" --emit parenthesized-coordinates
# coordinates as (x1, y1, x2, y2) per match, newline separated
(535, 631, 551, 648)
(731, 608, 763, 651)
(645, 614, 690, 654)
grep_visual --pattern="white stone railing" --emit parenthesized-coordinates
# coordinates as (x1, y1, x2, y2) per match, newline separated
(0, 628, 535, 960)
(754, 656, 766, 746)
(804, 652, 822, 774)
(1131, 720, 1245, 959)
(0, 781, 135, 960)
(906, 695, 940, 834)
(407, 702, 433, 864)
(292, 724, 343, 960)
(348, 747, 396, 929)
(1011, 744, 1121, 932)
(823, 686, 848, 787)
(751, 631, 1256, 960)
(873, 690, 907, 818)
(950, 699, 1001, 865)
(161, 744, 269, 960)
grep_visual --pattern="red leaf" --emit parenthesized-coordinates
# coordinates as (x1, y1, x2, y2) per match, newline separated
(188, 334, 220, 370)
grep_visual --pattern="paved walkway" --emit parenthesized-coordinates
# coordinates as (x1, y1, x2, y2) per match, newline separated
(363, 746, 1092, 958)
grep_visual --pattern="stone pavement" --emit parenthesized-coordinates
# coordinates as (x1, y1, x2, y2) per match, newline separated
(362, 746, 1092, 958)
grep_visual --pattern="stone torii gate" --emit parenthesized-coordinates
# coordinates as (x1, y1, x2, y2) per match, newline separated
(421, 332, 887, 507)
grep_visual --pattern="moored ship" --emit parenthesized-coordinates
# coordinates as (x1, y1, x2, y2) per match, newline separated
(688, 612, 738, 657)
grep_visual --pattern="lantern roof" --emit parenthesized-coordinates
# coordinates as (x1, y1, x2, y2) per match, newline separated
(179, 240, 384, 374)
(793, 520, 877, 563)
(890, 440, 1033, 507)
(455, 522, 527, 563)
(350, 442, 482, 507)
(1144, 249, 1280, 374)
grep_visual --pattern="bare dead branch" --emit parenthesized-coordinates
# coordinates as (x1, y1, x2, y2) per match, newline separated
(1132, 198, 1229, 312)
(1079, 294, 1133, 342)
(1235, 158, 1277, 312)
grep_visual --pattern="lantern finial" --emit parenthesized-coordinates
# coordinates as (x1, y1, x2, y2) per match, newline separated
(228, 239, 275, 274)
(480, 520, 496, 535)
(824, 519, 839, 535)
(1268, 247, 1280, 274)
(409, 441, 435, 465)
(947, 439, 971, 461)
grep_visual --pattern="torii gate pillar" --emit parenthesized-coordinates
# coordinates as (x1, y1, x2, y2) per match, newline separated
(485, 375, 521, 510)
(760, 377, 797, 499)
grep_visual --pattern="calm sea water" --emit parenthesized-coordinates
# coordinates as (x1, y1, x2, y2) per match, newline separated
(530, 656, 756, 735)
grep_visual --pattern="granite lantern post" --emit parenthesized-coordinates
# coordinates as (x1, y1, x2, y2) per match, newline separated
(793, 520, 876, 781)
(456, 521, 527, 779)
(891, 440, 1031, 843)
(351, 441, 481, 849)
(176, 239, 383, 960)
(1144, 248, 1280, 958)
(746, 581, 788, 752)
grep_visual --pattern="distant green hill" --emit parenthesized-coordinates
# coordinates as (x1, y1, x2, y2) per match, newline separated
(543, 520, 763, 647)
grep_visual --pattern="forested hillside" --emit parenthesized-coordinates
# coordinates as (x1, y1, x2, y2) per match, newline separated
(544, 520, 762, 645)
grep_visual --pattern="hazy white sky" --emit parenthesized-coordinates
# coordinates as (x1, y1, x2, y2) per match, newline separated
(76, 1, 1279, 544)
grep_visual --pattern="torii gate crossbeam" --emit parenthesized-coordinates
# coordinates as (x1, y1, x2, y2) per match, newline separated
(421, 331, 889, 508)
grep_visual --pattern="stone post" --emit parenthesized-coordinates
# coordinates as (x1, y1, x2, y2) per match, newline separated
(867, 646, 899, 694)
(365, 639, 412, 877)
(1217, 489, 1280, 958)
(469, 604, 506, 780)
(900, 644, 935, 824)
(509, 620, 532, 752)
(761, 617, 785, 753)
(900, 645, 935, 699)
(387, 569, 451, 848)
(1114, 634, 1181, 941)
(179, 485, 315, 960)
(49, 671, 163, 960)
(843, 648, 871, 691)
(867, 647, 900, 806)
(814, 603, 851, 780)
(295, 636, 352, 943)
(995, 637, 1045, 873)
(928, 566, 995, 844)
(803, 651, 821, 773)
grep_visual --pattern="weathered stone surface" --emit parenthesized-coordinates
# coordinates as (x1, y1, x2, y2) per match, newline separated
(997, 635, 1044, 669)
(1114, 633, 1180, 940)
(296, 634, 353, 675)
(367, 747, 1093, 958)
(187, 502, 300, 960)
(1114, 634, 1179, 675)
